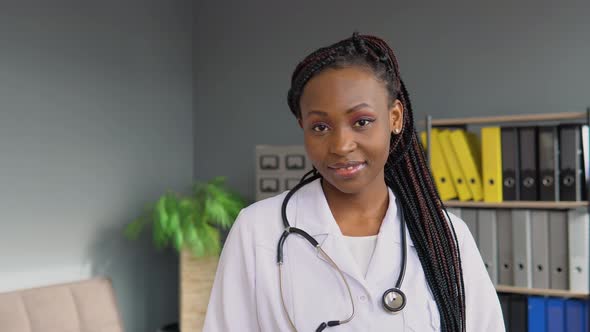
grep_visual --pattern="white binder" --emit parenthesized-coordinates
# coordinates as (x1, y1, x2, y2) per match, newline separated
(497, 209, 514, 286)
(512, 209, 532, 288)
(478, 209, 498, 285)
(549, 211, 569, 290)
(531, 210, 550, 289)
(461, 208, 478, 247)
(568, 209, 590, 292)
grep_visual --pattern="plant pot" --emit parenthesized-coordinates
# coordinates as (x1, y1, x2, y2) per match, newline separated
(180, 249, 219, 332)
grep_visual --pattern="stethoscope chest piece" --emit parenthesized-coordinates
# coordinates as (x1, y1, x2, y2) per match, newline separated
(382, 288, 406, 313)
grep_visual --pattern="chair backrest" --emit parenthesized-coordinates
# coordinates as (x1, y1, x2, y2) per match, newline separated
(0, 277, 124, 332)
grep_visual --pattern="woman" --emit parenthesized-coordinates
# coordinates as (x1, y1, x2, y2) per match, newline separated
(203, 33, 504, 332)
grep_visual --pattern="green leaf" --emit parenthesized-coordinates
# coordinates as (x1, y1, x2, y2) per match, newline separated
(124, 176, 245, 256)
(173, 231, 184, 251)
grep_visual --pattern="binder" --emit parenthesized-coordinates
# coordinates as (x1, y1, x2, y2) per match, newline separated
(565, 299, 588, 332)
(549, 211, 569, 290)
(439, 130, 473, 201)
(498, 294, 510, 331)
(477, 209, 498, 284)
(527, 296, 547, 332)
(481, 127, 503, 203)
(449, 130, 484, 201)
(538, 126, 560, 201)
(497, 209, 514, 286)
(466, 131, 482, 178)
(445, 207, 461, 219)
(547, 298, 566, 332)
(559, 125, 585, 201)
(530, 210, 550, 289)
(512, 209, 532, 287)
(501, 127, 520, 201)
(510, 295, 528, 332)
(420, 130, 458, 201)
(519, 127, 539, 201)
(499, 294, 512, 331)
(461, 208, 478, 246)
(568, 209, 590, 293)
(583, 125, 589, 200)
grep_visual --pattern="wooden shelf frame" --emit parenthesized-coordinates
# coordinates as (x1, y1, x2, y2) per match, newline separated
(428, 111, 587, 127)
(443, 200, 589, 210)
(495, 285, 590, 299)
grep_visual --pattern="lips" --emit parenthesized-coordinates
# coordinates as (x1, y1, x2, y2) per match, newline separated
(328, 161, 367, 178)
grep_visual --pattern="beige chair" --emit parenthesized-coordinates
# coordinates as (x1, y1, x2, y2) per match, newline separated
(0, 277, 124, 332)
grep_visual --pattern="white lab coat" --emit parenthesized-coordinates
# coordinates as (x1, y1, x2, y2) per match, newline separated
(203, 178, 505, 331)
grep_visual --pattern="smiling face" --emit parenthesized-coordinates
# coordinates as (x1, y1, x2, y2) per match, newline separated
(298, 65, 404, 195)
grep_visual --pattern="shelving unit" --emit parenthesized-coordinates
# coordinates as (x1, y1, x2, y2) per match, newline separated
(423, 107, 590, 209)
(424, 108, 590, 300)
(444, 200, 588, 210)
(495, 285, 589, 299)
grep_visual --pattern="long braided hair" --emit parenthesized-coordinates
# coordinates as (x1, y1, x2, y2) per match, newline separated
(287, 33, 466, 332)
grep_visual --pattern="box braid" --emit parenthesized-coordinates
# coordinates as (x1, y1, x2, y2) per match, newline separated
(287, 33, 466, 332)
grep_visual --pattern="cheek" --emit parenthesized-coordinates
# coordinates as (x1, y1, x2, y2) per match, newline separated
(303, 135, 322, 163)
(371, 132, 392, 164)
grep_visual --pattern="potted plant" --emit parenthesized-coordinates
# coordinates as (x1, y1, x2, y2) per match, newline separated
(125, 176, 246, 332)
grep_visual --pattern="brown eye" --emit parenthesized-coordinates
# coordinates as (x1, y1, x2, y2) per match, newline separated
(354, 118, 375, 128)
(312, 124, 329, 132)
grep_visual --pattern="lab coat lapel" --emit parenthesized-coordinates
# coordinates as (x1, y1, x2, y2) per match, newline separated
(365, 188, 415, 286)
(294, 178, 366, 284)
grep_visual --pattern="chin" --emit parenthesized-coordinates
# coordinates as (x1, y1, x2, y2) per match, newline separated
(321, 175, 370, 195)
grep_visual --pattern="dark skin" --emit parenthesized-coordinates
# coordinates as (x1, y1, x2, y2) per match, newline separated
(297, 66, 404, 237)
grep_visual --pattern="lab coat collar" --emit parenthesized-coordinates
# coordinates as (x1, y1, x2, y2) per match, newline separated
(293, 177, 414, 247)
(292, 177, 414, 286)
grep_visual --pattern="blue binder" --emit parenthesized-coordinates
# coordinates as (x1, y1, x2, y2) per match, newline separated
(528, 296, 547, 331)
(547, 298, 566, 332)
(565, 299, 588, 332)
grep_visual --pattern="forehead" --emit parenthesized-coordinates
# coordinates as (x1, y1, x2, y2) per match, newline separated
(299, 66, 389, 114)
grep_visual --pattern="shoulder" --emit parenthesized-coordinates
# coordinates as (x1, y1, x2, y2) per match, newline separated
(236, 191, 288, 226)
(229, 191, 290, 246)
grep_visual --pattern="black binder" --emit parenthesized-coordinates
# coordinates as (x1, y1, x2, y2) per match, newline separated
(559, 125, 585, 201)
(501, 127, 520, 201)
(498, 294, 510, 331)
(509, 295, 528, 332)
(519, 127, 539, 201)
(538, 126, 559, 201)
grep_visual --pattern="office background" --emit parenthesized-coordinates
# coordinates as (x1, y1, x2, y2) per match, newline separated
(0, 0, 589, 330)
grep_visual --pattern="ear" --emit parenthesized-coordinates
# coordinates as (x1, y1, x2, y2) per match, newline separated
(389, 99, 404, 134)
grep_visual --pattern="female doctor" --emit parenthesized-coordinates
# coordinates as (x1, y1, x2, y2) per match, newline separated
(203, 33, 504, 332)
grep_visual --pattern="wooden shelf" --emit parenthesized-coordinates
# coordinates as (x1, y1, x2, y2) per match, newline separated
(443, 200, 589, 209)
(496, 285, 590, 299)
(428, 111, 587, 126)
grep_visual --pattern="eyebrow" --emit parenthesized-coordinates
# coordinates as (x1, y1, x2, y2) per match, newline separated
(307, 103, 373, 117)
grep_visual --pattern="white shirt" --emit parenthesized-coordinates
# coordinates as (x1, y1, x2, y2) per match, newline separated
(203, 178, 504, 331)
(343, 235, 378, 278)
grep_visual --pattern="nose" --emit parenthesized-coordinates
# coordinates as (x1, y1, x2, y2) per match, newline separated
(329, 127, 357, 156)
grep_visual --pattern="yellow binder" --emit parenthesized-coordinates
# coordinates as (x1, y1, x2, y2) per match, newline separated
(420, 130, 458, 201)
(438, 130, 473, 201)
(449, 129, 483, 201)
(481, 127, 503, 202)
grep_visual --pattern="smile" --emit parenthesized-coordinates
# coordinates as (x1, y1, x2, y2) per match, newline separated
(329, 162, 367, 178)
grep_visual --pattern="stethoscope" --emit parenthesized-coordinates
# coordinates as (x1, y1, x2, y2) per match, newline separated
(277, 169, 408, 332)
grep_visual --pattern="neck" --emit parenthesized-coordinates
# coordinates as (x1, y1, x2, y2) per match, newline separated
(320, 176, 389, 236)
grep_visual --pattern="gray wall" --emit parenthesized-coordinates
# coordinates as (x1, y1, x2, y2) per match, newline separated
(194, 0, 590, 201)
(0, 1, 192, 331)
